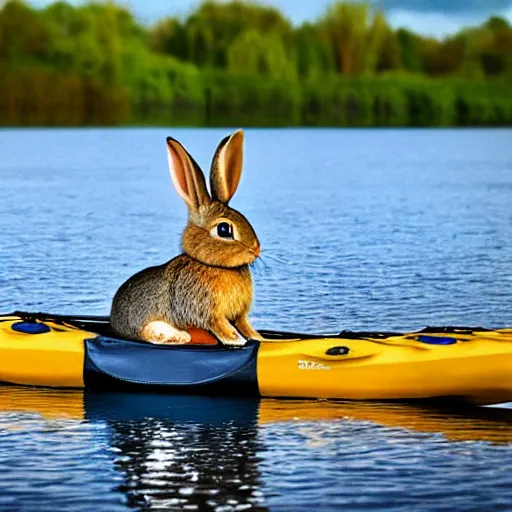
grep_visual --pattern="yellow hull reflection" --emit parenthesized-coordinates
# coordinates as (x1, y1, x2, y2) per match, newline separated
(0, 387, 510, 444)
(258, 399, 512, 444)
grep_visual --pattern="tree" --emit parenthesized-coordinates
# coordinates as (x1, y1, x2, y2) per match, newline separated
(364, 11, 390, 74)
(0, 0, 52, 67)
(318, 2, 390, 75)
(227, 29, 295, 79)
(294, 23, 335, 79)
(397, 29, 422, 73)
(480, 16, 512, 76)
(150, 17, 188, 61)
(184, 0, 293, 69)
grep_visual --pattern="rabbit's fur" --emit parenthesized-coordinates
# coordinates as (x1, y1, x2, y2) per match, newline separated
(110, 130, 261, 345)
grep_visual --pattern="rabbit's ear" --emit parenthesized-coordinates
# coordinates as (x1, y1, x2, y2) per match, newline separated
(210, 130, 244, 205)
(167, 136, 211, 211)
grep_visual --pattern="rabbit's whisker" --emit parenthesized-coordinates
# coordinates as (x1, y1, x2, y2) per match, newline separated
(250, 258, 267, 274)
(250, 253, 297, 276)
(262, 252, 294, 266)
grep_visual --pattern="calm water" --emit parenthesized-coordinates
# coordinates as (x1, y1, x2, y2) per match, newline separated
(0, 128, 511, 511)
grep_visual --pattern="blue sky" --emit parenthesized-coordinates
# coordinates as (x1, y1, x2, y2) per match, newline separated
(32, 0, 512, 38)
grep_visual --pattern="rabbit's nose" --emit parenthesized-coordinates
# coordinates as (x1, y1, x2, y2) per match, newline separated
(253, 246, 261, 258)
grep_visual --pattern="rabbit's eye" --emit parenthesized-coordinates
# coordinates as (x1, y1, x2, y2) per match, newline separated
(216, 222, 233, 239)
(209, 221, 235, 241)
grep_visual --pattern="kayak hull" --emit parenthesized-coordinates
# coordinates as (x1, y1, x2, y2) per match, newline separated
(1, 313, 511, 405)
(257, 335, 512, 404)
(0, 318, 85, 388)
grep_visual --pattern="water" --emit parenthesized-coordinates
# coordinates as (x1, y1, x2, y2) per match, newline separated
(0, 128, 511, 510)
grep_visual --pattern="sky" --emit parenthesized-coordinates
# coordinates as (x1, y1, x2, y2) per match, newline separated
(31, 0, 512, 38)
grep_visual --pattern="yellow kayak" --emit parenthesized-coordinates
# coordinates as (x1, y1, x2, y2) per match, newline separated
(0, 312, 511, 405)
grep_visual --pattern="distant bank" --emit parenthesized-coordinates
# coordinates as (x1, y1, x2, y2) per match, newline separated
(0, 1, 511, 127)
(1, 71, 510, 127)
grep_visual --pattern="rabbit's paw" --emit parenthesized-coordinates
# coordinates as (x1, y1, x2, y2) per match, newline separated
(221, 336, 246, 346)
(211, 322, 246, 346)
(142, 321, 191, 345)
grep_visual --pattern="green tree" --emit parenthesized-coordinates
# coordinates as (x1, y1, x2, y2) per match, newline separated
(184, 0, 293, 68)
(227, 29, 295, 79)
(364, 11, 390, 74)
(294, 23, 335, 79)
(150, 17, 188, 61)
(318, 2, 391, 75)
(397, 29, 422, 73)
(0, 0, 52, 67)
(480, 16, 512, 76)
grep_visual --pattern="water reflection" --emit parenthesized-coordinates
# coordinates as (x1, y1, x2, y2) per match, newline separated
(259, 399, 512, 445)
(0, 387, 511, 510)
(85, 393, 265, 511)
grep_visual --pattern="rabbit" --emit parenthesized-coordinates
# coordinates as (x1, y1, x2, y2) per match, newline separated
(110, 130, 262, 346)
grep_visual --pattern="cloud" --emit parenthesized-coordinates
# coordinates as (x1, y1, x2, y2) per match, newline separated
(377, 0, 512, 15)
(386, 2, 512, 38)
(387, 10, 473, 38)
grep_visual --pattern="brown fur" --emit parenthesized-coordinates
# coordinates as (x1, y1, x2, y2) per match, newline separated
(210, 131, 243, 204)
(110, 254, 254, 340)
(110, 130, 261, 344)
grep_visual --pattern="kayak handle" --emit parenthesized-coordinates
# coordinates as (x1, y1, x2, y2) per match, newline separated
(325, 346, 350, 356)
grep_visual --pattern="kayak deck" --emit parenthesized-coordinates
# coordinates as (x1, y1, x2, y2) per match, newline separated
(1, 312, 511, 405)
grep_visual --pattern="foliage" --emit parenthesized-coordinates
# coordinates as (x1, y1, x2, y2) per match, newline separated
(0, 0, 511, 126)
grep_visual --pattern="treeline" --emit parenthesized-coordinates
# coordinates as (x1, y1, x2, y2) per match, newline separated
(0, 0, 511, 127)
